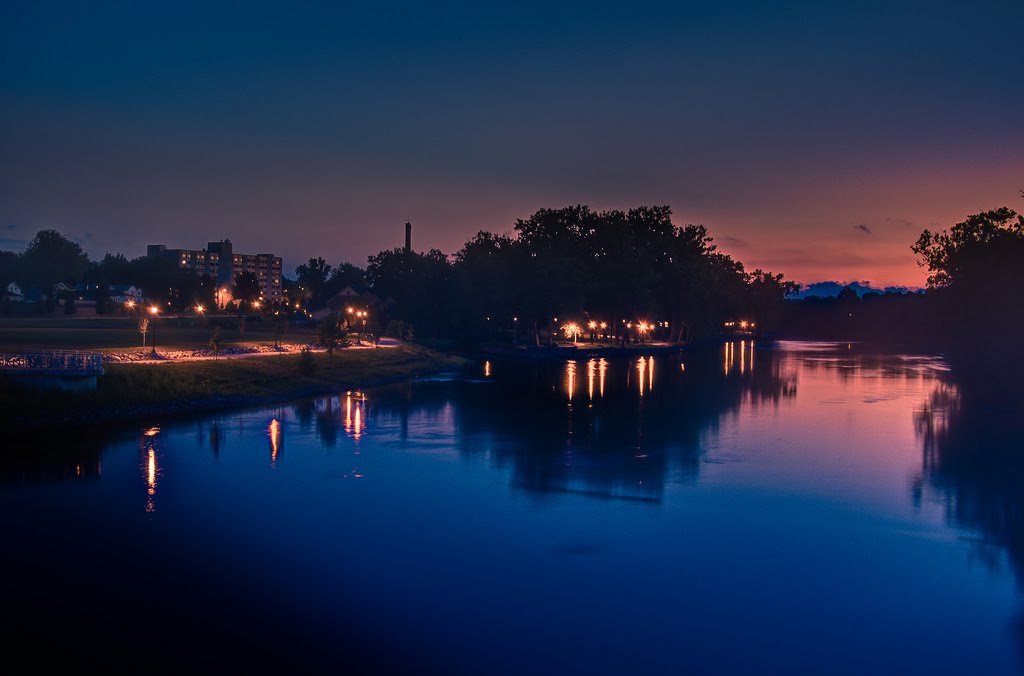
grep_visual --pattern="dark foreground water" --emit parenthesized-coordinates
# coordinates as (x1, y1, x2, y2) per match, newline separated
(4, 341, 1024, 674)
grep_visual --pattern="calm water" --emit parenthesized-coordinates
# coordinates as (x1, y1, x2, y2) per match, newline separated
(4, 342, 1024, 673)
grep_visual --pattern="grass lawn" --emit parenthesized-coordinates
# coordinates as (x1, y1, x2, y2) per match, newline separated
(2, 347, 467, 431)
(0, 315, 317, 351)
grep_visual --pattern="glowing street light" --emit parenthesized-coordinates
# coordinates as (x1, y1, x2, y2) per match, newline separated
(148, 306, 160, 354)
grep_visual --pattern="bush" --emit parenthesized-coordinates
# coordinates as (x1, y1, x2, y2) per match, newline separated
(297, 346, 316, 376)
(209, 326, 222, 355)
(386, 319, 415, 342)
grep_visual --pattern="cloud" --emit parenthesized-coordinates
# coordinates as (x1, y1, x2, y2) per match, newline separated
(717, 235, 749, 248)
(853, 224, 872, 234)
(0, 237, 29, 250)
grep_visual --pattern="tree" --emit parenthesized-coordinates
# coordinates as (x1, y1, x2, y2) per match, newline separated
(316, 312, 349, 359)
(295, 257, 332, 306)
(231, 271, 261, 336)
(912, 207, 1024, 347)
(746, 270, 799, 338)
(209, 326, 222, 356)
(23, 230, 90, 289)
(912, 207, 1024, 288)
(63, 297, 76, 315)
(139, 317, 150, 348)
(271, 311, 287, 347)
(366, 248, 452, 338)
(94, 283, 111, 315)
(321, 262, 368, 301)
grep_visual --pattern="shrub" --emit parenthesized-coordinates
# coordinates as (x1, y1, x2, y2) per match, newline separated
(297, 346, 316, 376)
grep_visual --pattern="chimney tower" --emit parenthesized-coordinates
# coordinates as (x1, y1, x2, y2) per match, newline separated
(404, 222, 412, 253)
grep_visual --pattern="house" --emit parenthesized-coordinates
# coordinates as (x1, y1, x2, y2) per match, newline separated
(4, 282, 23, 302)
(52, 282, 74, 298)
(109, 284, 145, 304)
(312, 286, 381, 321)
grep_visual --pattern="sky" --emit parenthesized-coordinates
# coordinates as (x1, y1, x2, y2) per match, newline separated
(1, 1, 1021, 288)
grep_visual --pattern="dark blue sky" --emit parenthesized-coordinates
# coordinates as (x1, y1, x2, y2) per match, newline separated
(2, 1, 1021, 285)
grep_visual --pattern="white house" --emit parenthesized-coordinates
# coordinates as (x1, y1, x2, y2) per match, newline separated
(109, 284, 145, 303)
(4, 282, 23, 302)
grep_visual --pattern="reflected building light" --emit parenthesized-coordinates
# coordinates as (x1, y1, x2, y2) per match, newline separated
(484, 360, 491, 377)
(680, 362, 686, 372)
(587, 359, 596, 400)
(740, 340, 746, 375)
(143, 427, 160, 437)
(599, 358, 608, 397)
(269, 418, 282, 465)
(724, 341, 731, 376)
(566, 360, 577, 400)
(750, 340, 755, 371)
(637, 356, 647, 396)
(344, 392, 353, 434)
(648, 356, 654, 391)
(141, 437, 160, 513)
(147, 449, 156, 496)
(354, 404, 362, 439)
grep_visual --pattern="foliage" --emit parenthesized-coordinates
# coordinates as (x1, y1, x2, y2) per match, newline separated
(296, 346, 316, 375)
(746, 270, 800, 337)
(369, 205, 794, 344)
(138, 317, 149, 347)
(912, 207, 1024, 348)
(316, 312, 350, 359)
(295, 257, 332, 305)
(386, 319, 415, 342)
(367, 248, 452, 337)
(232, 271, 261, 335)
(912, 207, 1024, 288)
(94, 283, 111, 315)
(63, 297, 76, 315)
(270, 312, 288, 347)
(232, 271, 261, 306)
(23, 230, 90, 289)
(209, 326, 222, 355)
(319, 262, 368, 305)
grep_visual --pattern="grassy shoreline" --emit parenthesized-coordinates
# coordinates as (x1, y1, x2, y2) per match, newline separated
(3, 347, 469, 432)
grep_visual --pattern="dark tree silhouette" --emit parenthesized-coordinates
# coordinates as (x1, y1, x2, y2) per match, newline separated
(232, 271, 261, 336)
(295, 257, 333, 306)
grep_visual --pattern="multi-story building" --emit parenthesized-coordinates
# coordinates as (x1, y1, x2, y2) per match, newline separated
(147, 239, 282, 307)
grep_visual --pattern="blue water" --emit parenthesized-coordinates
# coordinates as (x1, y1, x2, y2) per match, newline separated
(4, 342, 1022, 673)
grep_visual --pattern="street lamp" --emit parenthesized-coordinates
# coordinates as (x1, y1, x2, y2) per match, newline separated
(148, 306, 160, 354)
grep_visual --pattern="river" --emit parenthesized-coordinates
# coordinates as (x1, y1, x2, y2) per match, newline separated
(4, 341, 1022, 673)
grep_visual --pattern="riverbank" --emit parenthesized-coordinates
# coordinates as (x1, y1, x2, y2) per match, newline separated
(2, 346, 468, 432)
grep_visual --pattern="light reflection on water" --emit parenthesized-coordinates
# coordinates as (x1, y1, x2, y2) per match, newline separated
(3, 342, 1024, 674)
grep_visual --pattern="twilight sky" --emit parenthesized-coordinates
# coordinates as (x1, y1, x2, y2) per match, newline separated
(1, 1, 1021, 288)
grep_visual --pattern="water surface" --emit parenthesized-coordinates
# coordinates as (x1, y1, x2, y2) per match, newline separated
(4, 342, 1022, 673)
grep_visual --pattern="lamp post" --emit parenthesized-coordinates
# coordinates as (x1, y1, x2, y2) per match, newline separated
(149, 306, 160, 354)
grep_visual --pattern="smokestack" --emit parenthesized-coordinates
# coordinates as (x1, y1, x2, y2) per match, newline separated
(405, 222, 412, 253)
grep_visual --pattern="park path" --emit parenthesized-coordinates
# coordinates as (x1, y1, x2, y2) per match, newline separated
(115, 337, 401, 365)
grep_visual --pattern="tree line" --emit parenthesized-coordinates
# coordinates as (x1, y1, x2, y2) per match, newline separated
(5, 203, 1018, 350)
(293, 205, 797, 345)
